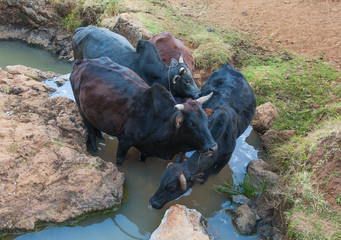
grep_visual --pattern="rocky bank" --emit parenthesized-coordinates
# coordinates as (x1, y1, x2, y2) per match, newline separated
(0, 65, 124, 232)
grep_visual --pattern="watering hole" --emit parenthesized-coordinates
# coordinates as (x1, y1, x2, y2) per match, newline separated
(1, 41, 263, 240)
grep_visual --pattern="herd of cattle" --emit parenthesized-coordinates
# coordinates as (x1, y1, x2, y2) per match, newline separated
(70, 26, 256, 209)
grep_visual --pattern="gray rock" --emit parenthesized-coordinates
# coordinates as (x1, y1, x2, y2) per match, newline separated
(228, 204, 257, 235)
(261, 129, 296, 151)
(113, 13, 153, 47)
(232, 195, 251, 205)
(246, 159, 280, 190)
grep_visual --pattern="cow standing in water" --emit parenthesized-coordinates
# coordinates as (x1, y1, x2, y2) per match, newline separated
(72, 26, 200, 99)
(70, 57, 217, 165)
(150, 61, 256, 209)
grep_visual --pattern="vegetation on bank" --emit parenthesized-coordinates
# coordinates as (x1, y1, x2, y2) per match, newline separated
(53, 0, 341, 238)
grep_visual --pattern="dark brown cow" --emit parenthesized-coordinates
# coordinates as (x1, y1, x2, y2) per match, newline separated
(151, 31, 195, 75)
(70, 57, 218, 165)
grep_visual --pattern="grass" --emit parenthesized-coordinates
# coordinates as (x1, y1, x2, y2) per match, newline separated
(270, 119, 341, 239)
(214, 174, 268, 199)
(242, 55, 341, 135)
(61, 0, 121, 32)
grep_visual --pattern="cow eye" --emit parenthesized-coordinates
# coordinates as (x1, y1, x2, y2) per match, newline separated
(166, 183, 177, 191)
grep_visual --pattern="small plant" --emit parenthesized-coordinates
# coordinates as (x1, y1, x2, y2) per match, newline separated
(6, 145, 18, 153)
(336, 194, 341, 205)
(214, 174, 268, 199)
(44, 141, 64, 148)
(3, 85, 10, 94)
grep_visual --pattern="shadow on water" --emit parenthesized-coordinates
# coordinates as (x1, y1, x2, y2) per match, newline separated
(2, 41, 262, 240)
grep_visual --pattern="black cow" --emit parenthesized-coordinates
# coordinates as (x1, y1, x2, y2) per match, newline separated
(70, 57, 217, 165)
(150, 61, 256, 209)
(72, 26, 200, 99)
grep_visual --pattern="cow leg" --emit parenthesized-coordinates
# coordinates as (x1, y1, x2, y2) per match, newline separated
(116, 140, 131, 165)
(95, 128, 103, 139)
(86, 126, 98, 153)
(77, 105, 100, 152)
(140, 152, 148, 162)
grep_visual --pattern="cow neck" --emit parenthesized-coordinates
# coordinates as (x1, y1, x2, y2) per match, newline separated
(167, 65, 172, 94)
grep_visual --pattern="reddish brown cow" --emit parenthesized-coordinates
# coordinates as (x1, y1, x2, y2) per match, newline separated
(151, 32, 195, 75)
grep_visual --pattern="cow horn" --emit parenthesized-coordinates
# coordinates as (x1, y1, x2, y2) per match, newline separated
(174, 104, 185, 111)
(196, 92, 213, 104)
(179, 55, 184, 63)
(166, 162, 173, 169)
(179, 173, 187, 191)
(179, 66, 186, 75)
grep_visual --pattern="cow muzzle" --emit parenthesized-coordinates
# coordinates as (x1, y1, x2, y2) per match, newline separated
(201, 143, 218, 157)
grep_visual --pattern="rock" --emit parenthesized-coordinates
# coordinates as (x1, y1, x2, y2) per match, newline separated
(251, 102, 280, 134)
(150, 204, 212, 240)
(0, 0, 73, 61)
(5, 64, 58, 80)
(228, 204, 257, 235)
(113, 13, 153, 47)
(232, 195, 251, 205)
(261, 129, 296, 151)
(246, 159, 280, 190)
(49, 73, 71, 87)
(0, 66, 124, 231)
(0, 0, 61, 28)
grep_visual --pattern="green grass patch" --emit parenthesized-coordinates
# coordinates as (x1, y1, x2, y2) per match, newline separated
(242, 56, 341, 135)
(214, 174, 268, 199)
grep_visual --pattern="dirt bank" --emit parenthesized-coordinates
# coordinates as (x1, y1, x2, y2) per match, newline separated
(0, 65, 124, 232)
(169, 0, 341, 67)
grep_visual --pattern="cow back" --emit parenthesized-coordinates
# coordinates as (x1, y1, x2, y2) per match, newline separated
(70, 57, 149, 136)
(151, 31, 195, 74)
(201, 62, 256, 137)
(72, 26, 136, 67)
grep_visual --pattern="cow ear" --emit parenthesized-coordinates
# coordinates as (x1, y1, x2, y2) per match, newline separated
(170, 58, 178, 67)
(190, 173, 204, 184)
(175, 113, 184, 128)
(204, 108, 214, 117)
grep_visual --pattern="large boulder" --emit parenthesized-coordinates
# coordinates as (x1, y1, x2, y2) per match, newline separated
(150, 204, 212, 240)
(103, 13, 153, 47)
(0, 0, 61, 28)
(251, 102, 280, 134)
(0, 65, 124, 232)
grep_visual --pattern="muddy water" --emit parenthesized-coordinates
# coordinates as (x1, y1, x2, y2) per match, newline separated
(0, 40, 72, 74)
(2, 41, 261, 240)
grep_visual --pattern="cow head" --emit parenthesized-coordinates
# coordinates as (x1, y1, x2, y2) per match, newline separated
(149, 163, 205, 209)
(173, 93, 218, 157)
(169, 56, 200, 99)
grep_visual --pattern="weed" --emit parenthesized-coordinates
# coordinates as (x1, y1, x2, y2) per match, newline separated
(214, 174, 268, 199)
(44, 141, 64, 148)
(6, 145, 18, 153)
(3, 85, 10, 94)
(336, 194, 341, 205)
